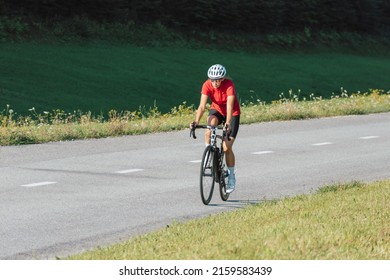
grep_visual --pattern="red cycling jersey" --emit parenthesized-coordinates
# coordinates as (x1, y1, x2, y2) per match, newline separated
(201, 79, 241, 116)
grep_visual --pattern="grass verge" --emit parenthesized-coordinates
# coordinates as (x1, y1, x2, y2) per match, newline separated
(1, 89, 389, 145)
(67, 180, 390, 260)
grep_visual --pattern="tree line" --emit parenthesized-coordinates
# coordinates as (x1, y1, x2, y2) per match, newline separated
(1, 0, 389, 35)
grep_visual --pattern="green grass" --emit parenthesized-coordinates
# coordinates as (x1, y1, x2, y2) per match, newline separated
(1, 90, 389, 145)
(1, 42, 389, 116)
(68, 180, 390, 260)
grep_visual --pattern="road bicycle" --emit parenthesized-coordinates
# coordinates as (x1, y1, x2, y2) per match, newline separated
(190, 124, 230, 205)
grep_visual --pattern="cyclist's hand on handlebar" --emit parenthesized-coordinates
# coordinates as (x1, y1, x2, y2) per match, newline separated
(223, 123, 232, 140)
(224, 123, 231, 133)
(190, 121, 198, 130)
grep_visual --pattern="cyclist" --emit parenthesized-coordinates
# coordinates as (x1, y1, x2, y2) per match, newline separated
(191, 64, 241, 193)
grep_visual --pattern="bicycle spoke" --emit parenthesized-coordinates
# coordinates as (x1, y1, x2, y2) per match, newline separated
(200, 146, 215, 205)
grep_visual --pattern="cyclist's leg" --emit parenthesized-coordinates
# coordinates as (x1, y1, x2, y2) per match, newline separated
(223, 115, 240, 166)
(224, 138, 235, 193)
(223, 115, 240, 193)
(205, 110, 224, 145)
(224, 137, 235, 166)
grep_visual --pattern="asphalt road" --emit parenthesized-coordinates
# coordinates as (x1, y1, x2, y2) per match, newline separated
(1, 113, 389, 259)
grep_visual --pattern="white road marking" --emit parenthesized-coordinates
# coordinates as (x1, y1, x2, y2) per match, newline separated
(252, 151, 274, 155)
(115, 169, 144, 174)
(360, 136, 379, 139)
(189, 160, 202, 163)
(21, 182, 57, 188)
(312, 142, 333, 146)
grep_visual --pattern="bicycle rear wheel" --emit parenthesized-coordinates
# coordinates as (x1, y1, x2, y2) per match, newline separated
(215, 148, 229, 201)
(200, 145, 215, 205)
(219, 167, 230, 201)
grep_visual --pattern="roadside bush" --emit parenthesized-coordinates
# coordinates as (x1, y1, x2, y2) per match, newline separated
(0, 16, 29, 41)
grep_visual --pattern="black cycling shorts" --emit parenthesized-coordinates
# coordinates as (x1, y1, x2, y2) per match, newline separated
(208, 109, 240, 138)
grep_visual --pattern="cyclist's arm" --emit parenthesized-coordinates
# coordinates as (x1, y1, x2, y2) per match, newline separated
(225, 95, 234, 126)
(194, 94, 209, 125)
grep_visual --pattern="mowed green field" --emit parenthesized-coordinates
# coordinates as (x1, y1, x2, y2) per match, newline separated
(1, 42, 389, 116)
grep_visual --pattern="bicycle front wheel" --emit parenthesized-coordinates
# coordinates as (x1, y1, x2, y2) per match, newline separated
(200, 145, 215, 205)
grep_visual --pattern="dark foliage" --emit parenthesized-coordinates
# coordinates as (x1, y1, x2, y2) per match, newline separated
(1, 0, 388, 35)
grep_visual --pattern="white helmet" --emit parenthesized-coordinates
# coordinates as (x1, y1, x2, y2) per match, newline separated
(207, 64, 226, 79)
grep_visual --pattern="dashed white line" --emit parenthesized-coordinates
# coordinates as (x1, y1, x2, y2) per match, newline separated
(360, 136, 379, 140)
(312, 142, 333, 146)
(115, 169, 144, 174)
(252, 151, 274, 155)
(21, 182, 57, 188)
(189, 160, 202, 163)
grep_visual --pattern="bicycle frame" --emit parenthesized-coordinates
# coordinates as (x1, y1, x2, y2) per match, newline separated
(191, 125, 225, 166)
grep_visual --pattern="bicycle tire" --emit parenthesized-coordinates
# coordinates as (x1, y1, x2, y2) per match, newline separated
(200, 145, 215, 205)
(213, 147, 229, 201)
(219, 164, 230, 201)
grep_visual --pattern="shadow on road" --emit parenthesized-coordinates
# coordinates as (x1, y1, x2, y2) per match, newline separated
(207, 199, 264, 208)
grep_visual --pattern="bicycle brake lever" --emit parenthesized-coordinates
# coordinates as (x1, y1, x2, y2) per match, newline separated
(190, 127, 197, 139)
